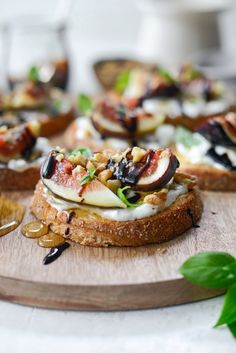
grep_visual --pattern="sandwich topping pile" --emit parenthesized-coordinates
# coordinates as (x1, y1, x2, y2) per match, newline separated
(176, 113, 236, 171)
(40, 146, 194, 221)
(0, 121, 51, 171)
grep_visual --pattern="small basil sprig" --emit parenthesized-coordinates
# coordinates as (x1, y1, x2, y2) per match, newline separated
(179, 251, 236, 338)
(114, 70, 130, 94)
(80, 168, 96, 186)
(176, 126, 202, 149)
(67, 147, 91, 159)
(117, 186, 142, 208)
(77, 94, 93, 114)
(28, 65, 40, 83)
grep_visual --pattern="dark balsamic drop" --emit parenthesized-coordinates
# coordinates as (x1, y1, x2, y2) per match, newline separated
(211, 211, 217, 215)
(43, 242, 70, 265)
(206, 147, 236, 171)
(67, 211, 75, 224)
(42, 153, 57, 178)
(187, 208, 200, 228)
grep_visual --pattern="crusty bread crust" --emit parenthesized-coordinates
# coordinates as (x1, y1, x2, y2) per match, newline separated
(31, 181, 203, 247)
(40, 109, 75, 137)
(166, 114, 217, 131)
(179, 164, 236, 191)
(175, 151, 236, 191)
(0, 166, 40, 190)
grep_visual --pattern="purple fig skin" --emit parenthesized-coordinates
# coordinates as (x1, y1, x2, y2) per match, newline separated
(135, 154, 180, 191)
(198, 120, 235, 147)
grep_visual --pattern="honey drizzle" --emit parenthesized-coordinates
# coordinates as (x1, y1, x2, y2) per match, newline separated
(0, 197, 25, 237)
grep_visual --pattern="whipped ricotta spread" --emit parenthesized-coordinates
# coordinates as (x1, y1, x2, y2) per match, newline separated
(5, 137, 51, 172)
(143, 98, 228, 119)
(75, 117, 174, 149)
(176, 133, 236, 170)
(43, 183, 187, 222)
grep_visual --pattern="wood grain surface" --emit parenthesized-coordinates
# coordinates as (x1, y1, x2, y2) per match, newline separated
(0, 190, 234, 310)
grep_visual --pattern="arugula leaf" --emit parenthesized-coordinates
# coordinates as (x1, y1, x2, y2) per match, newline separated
(117, 186, 142, 208)
(77, 94, 93, 114)
(176, 126, 203, 149)
(158, 68, 175, 83)
(80, 168, 96, 186)
(179, 252, 236, 289)
(28, 66, 40, 83)
(228, 322, 236, 338)
(68, 147, 91, 158)
(114, 70, 130, 94)
(215, 284, 236, 327)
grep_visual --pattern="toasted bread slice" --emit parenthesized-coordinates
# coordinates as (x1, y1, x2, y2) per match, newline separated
(31, 181, 203, 247)
(40, 109, 75, 137)
(176, 152, 236, 191)
(0, 166, 40, 190)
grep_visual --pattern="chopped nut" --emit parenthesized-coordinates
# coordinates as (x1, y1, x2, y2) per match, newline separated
(106, 179, 121, 193)
(98, 169, 113, 184)
(95, 163, 107, 173)
(174, 173, 196, 190)
(131, 147, 147, 163)
(68, 152, 86, 166)
(55, 146, 66, 154)
(86, 160, 96, 171)
(55, 153, 64, 162)
(73, 165, 85, 174)
(94, 153, 109, 164)
(144, 190, 168, 207)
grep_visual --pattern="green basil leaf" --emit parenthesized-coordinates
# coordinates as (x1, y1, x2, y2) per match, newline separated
(80, 168, 96, 186)
(179, 252, 236, 289)
(117, 186, 142, 208)
(176, 126, 203, 149)
(158, 68, 175, 83)
(114, 70, 130, 94)
(77, 94, 93, 114)
(228, 321, 236, 338)
(68, 147, 91, 158)
(215, 284, 236, 327)
(28, 66, 40, 83)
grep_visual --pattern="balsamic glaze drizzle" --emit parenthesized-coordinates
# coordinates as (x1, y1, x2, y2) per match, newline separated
(41, 152, 57, 178)
(207, 147, 236, 171)
(187, 208, 200, 228)
(43, 242, 70, 265)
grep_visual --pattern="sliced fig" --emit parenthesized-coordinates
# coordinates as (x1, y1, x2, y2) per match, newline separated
(198, 115, 236, 147)
(41, 157, 126, 208)
(92, 101, 163, 138)
(135, 149, 179, 191)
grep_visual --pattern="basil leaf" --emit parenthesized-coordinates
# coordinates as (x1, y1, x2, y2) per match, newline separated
(179, 252, 236, 289)
(28, 66, 40, 83)
(68, 147, 91, 158)
(228, 321, 236, 338)
(158, 68, 175, 83)
(77, 94, 93, 114)
(215, 284, 236, 327)
(176, 126, 203, 149)
(117, 186, 142, 208)
(114, 70, 130, 94)
(80, 168, 96, 186)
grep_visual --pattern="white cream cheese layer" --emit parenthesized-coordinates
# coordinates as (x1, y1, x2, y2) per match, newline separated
(43, 183, 187, 222)
(176, 133, 236, 170)
(6, 137, 51, 172)
(143, 98, 228, 119)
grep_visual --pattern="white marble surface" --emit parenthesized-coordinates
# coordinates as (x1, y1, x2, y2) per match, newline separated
(0, 297, 234, 353)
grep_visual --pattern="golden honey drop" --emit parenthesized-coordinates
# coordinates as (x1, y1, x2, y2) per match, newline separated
(38, 232, 65, 248)
(21, 221, 49, 239)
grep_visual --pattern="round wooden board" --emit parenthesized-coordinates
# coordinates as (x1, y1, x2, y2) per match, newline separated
(0, 190, 235, 311)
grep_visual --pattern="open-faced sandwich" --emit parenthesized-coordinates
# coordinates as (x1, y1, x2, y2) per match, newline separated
(64, 95, 175, 151)
(109, 63, 234, 131)
(0, 121, 51, 190)
(175, 113, 236, 191)
(1, 80, 75, 137)
(31, 146, 203, 247)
